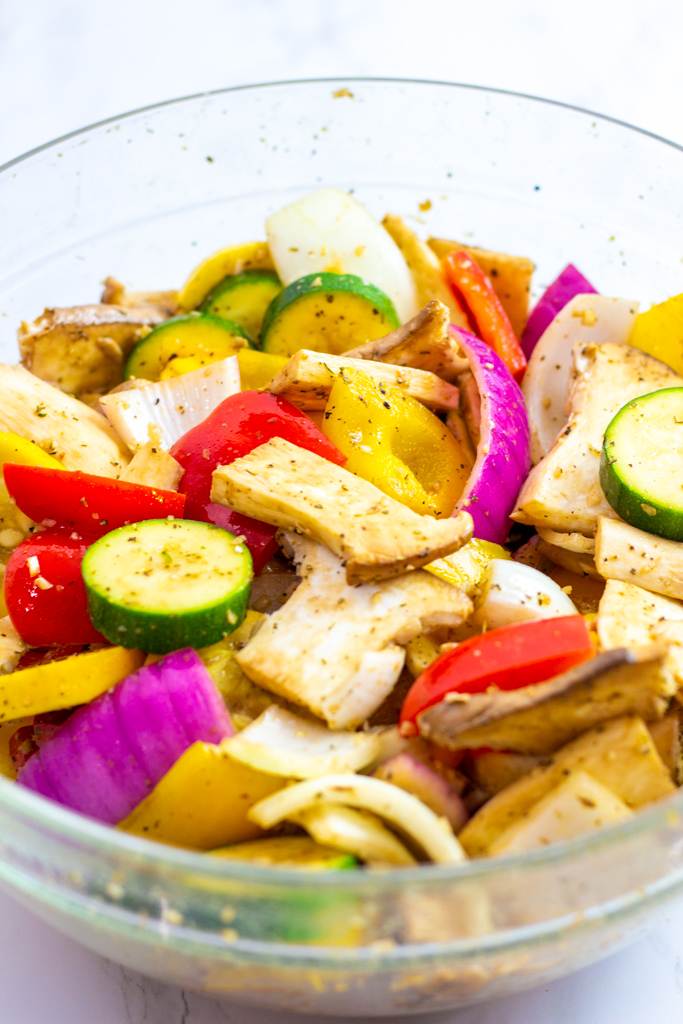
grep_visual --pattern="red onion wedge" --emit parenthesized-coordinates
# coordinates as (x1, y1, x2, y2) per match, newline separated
(374, 753, 468, 833)
(451, 328, 531, 545)
(520, 264, 597, 359)
(18, 648, 234, 823)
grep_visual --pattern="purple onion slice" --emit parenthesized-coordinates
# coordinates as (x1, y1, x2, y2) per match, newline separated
(520, 264, 597, 358)
(18, 648, 234, 823)
(452, 328, 531, 545)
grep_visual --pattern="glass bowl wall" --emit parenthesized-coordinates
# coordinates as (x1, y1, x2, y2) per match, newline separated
(1, 79, 683, 1016)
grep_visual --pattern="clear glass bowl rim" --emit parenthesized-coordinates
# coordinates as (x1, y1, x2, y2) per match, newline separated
(1, 76, 682, 893)
(2, 75, 681, 176)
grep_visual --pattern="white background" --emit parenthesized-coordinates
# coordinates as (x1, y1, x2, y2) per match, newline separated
(1, 2, 683, 1022)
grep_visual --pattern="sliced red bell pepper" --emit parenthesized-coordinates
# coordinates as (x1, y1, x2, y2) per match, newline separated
(4, 528, 106, 646)
(170, 391, 346, 574)
(443, 250, 527, 383)
(16, 645, 88, 670)
(3, 465, 185, 537)
(399, 616, 593, 735)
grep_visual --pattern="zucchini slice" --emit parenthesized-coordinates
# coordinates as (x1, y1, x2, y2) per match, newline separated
(600, 387, 683, 539)
(209, 835, 357, 870)
(124, 313, 253, 381)
(82, 519, 253, 654)
(260, 272, 400, 359)
(200, 270, 282, 342)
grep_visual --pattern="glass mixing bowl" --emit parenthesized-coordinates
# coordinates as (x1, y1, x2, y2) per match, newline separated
(1, 79, 683, 1017)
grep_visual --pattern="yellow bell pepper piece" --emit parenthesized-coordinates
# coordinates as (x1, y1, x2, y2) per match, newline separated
(0, 717, 31, 780)
(404, 634, 442, 677)
(159, 356, 206, 380)
(157, 349, 287, 390)
(0, 646, 144, 723)
(322, 369, 470, 517)
(236, 349, 288, 391)
(0, 432, 64, 553)
(118, 740, 284, 849)
(0, 433, 64, 470)
(426, 537, 510, 596)
(0, 433, 63, 551)
(629, 292, 683, 374)
(177, 242, 275, 312)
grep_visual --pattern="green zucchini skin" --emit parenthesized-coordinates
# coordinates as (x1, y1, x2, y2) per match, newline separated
(260, 272, 400, 358)
(210, 836, 357, 869)
(82, 519, 253, 654)
(600, 387, 683, 540)
(200, 270, 282, 342)
(124, 312, 254, 381)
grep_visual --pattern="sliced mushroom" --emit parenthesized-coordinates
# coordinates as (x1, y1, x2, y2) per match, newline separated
(18, 303, 169, 399)
(212, 436, 473, 584)
(0, 363, 129, 476)
(100, 356, 240, 451)
(345, 300, 468, 381)
(418, 646, 677, 756)
(536, 526, 599, 577)
(459, 715, 675, 857)
(265, 346, 460, 412)
(596, 578, 683, 683)
(381, 217, 469, 329)
(101, 276, 179, 317)
(487, 770, 633, 856)
(235, 533, 471, 729)
(465, 750, 542, 797)
(648, 706, 683, 784)
(595, 516, 683, 602)
(119, 442, 184, 491)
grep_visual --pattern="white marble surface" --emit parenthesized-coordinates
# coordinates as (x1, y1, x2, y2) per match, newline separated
(1, 2, 683, 1021)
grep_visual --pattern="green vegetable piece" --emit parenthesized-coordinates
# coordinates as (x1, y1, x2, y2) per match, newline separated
(600, 387, 683, 540)
(260, 272, 400, 359)
(124, 312, 253, 381)
(82, 519, 253, 654)
(209, 835, 357, 870)
(200, 270, 282, 342)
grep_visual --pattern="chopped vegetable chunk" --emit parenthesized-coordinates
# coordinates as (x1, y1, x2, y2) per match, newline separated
(5, 187, 683, 876)
(212, 436, 473, 584)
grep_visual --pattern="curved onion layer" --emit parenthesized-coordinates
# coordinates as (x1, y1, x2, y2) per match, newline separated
(520, 264, 597, 358)
(523, 295, 638, 464)
(296, 803, 416, 866)
(265, 188, 418, 323)
(100, 356, 240, 452)
(473, 559, 578, 630)
(18, 648, 234, 823)
(451, 329, 531, 545)
(249, 773, 466, 864)
(223, 705, 381, 779)
(374, 753, 468, 832)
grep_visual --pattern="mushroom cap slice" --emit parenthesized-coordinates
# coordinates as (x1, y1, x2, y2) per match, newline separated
(418, 646, 677, 756)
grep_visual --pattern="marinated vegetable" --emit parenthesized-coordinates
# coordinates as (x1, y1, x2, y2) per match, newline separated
(1, 187, 682, 881)
(82, 519, 253, 653)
